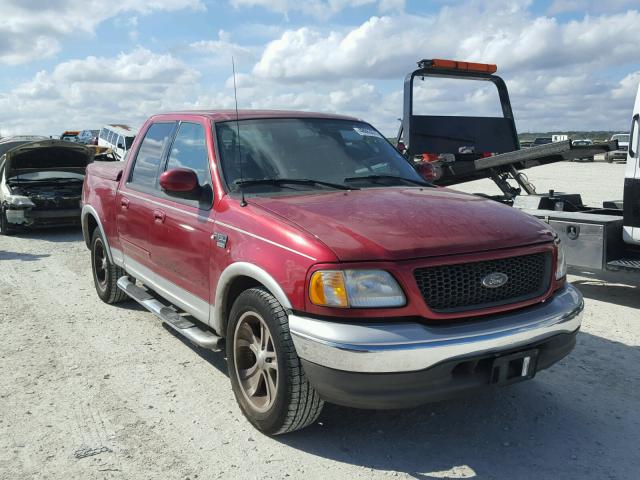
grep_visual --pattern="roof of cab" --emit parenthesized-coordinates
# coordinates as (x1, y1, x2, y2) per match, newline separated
(101, 124, 138, 136)
(151, 109, 360, 122)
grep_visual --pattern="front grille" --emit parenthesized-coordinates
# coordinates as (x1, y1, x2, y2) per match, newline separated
(414, 252, 552, 313)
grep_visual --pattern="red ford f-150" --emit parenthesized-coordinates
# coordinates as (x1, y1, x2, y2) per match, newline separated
(81, 110, 584, 434)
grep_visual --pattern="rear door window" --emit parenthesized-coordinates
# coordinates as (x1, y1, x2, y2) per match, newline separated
(165, 122, 211, 186)
(128, 123, 176, 191)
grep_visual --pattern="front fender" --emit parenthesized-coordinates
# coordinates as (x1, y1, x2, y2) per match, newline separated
(212, 262, 293, 335)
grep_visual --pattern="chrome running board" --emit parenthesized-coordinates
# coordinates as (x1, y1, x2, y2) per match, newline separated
(117, 276, 223, 351)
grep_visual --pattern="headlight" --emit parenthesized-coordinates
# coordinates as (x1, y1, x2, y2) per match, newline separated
(6, 195, 35, 208)
(555, 238, 567, 279)
(309, 270, 406, 308)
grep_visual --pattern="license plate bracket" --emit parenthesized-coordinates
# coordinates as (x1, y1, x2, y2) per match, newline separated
(490, 349, 539, 385)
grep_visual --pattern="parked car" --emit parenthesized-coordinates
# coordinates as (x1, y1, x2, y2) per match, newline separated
(0, 139, 92, 234)
(605, 133, 630, 163)
(81, 110, 583, 435)
(78, 129, 100, 145)
(60, 130, 80, 142)
(571, 139, 594, 161)
(532, 137, 553, 146)
(97, 125, 136, 161)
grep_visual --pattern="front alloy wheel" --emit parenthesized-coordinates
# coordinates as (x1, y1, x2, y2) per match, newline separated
(233, 311, 279, 413)
(227, 287, 323, 435)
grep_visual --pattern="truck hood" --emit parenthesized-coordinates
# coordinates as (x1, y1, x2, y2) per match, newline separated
(3, 140, 91, 178)
(250, 187, 555, 261)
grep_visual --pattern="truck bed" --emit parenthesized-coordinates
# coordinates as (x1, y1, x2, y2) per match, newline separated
(86, 161, 124, 181)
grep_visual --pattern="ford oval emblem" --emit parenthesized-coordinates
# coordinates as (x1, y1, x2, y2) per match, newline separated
(481, 272, 509, 288)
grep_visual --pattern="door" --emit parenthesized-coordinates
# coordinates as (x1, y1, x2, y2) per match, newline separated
(148, 121, 214, 311)
(116, 122, 177, 266)
(114, 134, 124, 160)
(623, 84, 640, 245)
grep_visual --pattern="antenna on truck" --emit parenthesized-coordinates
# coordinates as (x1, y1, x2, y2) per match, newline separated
(231, 56, 247, 207)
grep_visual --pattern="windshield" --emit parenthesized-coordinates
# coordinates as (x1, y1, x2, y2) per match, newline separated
(612, 134, 629, 142)
(215, 118, 423, 193)
(8, 171, 84, 182)
(125, 136, 135, 149)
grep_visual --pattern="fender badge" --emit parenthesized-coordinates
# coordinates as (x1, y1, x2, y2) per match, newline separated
(214, 233, 228, 248)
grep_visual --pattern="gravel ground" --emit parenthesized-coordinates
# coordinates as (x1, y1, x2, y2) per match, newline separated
(1, 160, 639, 480)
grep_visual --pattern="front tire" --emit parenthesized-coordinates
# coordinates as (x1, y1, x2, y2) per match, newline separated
(0, 207, 16, 236)
(227, 287, 323, 435)
(91, 228, 128, 304)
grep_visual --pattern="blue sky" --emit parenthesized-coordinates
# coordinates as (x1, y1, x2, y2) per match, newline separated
(1, 0, 639, 137)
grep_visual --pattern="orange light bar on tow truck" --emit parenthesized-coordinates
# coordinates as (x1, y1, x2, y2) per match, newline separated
(418, 58, 497, 74)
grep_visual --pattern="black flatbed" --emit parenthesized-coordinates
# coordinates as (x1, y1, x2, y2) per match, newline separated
(431, 139, 617, 187)
(474, 140, 617, 171)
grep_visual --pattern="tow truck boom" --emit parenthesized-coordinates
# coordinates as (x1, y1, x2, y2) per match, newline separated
(398, 58, 639, 273)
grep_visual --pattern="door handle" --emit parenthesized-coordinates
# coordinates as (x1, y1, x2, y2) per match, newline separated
(120, 197, 129, 210)
(153, 210, 166, 223)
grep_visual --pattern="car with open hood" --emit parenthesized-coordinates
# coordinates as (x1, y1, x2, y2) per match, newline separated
(0, 139, 92, 234)
(81, 110, 583, 435)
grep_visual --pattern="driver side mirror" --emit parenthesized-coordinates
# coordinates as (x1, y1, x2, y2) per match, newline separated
(159, 168, 201, 199)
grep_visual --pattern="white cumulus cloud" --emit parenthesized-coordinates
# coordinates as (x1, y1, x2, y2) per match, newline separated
(229, 0, 376, 19)
(0, 48, 200, 136)
(0, 0, 205, 65)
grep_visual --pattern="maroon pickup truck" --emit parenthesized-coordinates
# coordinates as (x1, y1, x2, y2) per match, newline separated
(81, 110, 584, 434)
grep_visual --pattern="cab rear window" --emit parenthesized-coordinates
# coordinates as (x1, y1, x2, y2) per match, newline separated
(128, 123, 176, 190)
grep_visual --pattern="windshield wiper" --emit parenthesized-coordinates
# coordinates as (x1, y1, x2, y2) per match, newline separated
(234, 178, 355, 191)
(343, 175, 433, 187)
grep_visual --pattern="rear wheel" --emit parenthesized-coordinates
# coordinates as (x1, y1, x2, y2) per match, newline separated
(227, 287, 323, 435)
(91, 228, 128, 304)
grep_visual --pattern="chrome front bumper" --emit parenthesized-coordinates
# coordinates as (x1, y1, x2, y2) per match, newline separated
(289, 284, 583, 373)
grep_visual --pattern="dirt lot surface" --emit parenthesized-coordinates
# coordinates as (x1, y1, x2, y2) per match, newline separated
(1, 161, 639, 479)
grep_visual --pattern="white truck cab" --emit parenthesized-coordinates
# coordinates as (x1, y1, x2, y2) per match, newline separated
(623, 84, 640, 245)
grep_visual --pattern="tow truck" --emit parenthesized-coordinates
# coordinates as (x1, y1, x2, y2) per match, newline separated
(397, 58, 640, 273)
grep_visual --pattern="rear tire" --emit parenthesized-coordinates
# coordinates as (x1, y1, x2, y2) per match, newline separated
(91, 228, 128, 304)
(227, 287, 323, 435)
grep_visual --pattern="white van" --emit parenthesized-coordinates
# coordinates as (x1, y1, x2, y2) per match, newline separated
(98, 125, 137, 161)
(624, 84, 640, 244)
